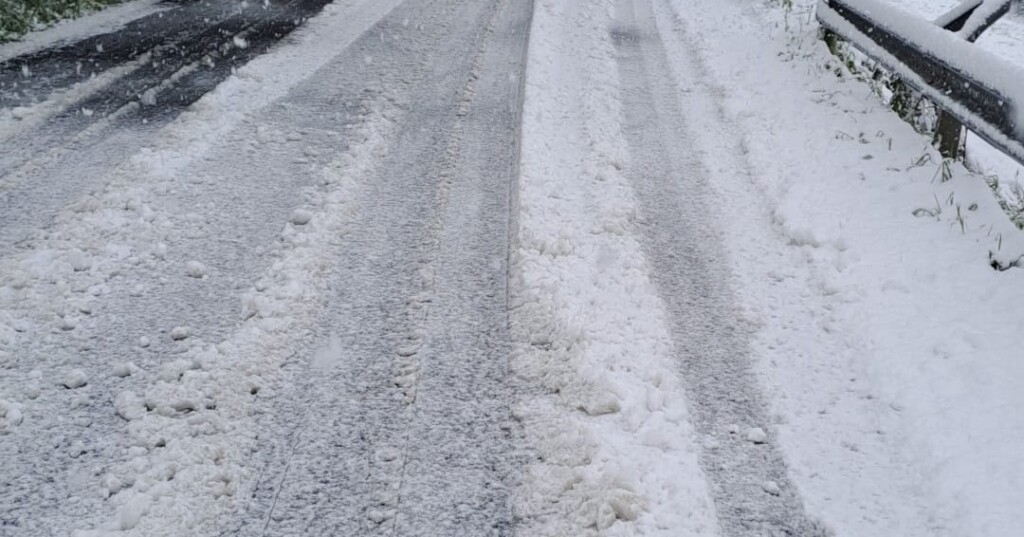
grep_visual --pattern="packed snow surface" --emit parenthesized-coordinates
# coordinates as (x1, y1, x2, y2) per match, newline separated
(1, 0, 1023, 535)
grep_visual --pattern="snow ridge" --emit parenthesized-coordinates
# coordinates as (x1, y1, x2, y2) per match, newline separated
(509, 0, 717, 534)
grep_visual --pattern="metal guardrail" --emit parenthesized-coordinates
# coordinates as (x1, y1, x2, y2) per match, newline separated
(816, 0, 1024, 165)
(935, 0, 1011, 41)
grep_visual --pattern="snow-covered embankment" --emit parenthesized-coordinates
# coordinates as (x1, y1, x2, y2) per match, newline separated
(658, 0, 1024, 535)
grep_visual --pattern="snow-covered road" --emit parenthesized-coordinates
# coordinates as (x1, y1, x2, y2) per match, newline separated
(2, 0, 1024, 535)
(1, 0, 532, 534)
(232, 0, 532, 534)
(614, 1, 825, 533)
(0, 0, 337, 254)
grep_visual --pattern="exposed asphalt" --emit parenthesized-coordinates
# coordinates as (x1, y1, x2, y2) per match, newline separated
(0, 0, 336, 257)
(0, 0, 333, 111)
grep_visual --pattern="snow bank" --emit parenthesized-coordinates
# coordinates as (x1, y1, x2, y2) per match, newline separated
(664, 0, 1024, 535)
(510, 1, 717, 535)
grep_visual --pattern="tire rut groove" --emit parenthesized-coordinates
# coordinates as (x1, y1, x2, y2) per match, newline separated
(236, 0, 533, 535)
(0, 3, 402, 534)
(612, 0, 831, 535)
(0, 0, 337, 194)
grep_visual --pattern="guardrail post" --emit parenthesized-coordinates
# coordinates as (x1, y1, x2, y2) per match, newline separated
(934, 113, 964, 159)
(819, 0, 1020, 163)
(930, 0, 1013, 159)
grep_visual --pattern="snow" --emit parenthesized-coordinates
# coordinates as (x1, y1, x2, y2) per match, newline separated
(745, 427, 768, 444)
(169, 326, 190, 341)
(67, 249, 92, 272)
(74, 96, 398, 534)
(113, 391, 145, 421)
(288, 208, 313, 225)
(817, 0, 1024, 163)
(510, 0, 717, 535)
(946, 0, 1012, 40)
(2, 10, 403, 524)
(59, 316, 78, 331)
(932, 0, 983, 28)
(112, 362, 139, 378)
(140, 88, 157, 107)
(825, 0, 1024, 86)
(1, 399, 25, 428)
(0, 51, 151, 150)
(667, 0, 1024, 534)
(1, 0, 1023, 534)
(975, 14, 1024, 68)
(62, 369, 88, 389)
(762, 481, 782, 496)
(184, 260, 207, 278)
(116, 494, 150, 530)
(0, 0, 165, 62)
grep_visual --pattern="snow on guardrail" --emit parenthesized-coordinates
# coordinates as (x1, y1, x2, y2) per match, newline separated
(938, 0, 1011, 41)
(817, 0, 1024, 164)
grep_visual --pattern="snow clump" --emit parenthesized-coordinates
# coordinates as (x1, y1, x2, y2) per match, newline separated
(114, 391, 146, 421)
(117, 493, 151, 530)
(289, 208, 313, 225)
(1, 400, 24, 428)
(63, 369, 88, 389)
(112, 362, 140, 378)
(59, 316, 77, 331)
(170, 326, 191, 341)
(746, 427, 768, 444)
(185, 261, 207, 278)
(140, 88, 157, 107)
(66, 249, 92, 272)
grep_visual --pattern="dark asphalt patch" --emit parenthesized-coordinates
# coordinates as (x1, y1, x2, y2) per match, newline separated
(1, 0, 336, 120)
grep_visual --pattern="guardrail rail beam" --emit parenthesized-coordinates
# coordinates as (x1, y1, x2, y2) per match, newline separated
(817, 0, 1024, 164)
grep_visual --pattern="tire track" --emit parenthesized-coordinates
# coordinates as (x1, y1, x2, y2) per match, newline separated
(0, 0, 326, 110)
(235, 0, 532, 534)
(0, 2, 403, 534)
(612, 0, 832, 535)
(1, 0, 335, 167)
(0, 0, 341, 262)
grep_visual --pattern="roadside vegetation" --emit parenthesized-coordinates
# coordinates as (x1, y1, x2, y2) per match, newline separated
(1, 0, 123, 42)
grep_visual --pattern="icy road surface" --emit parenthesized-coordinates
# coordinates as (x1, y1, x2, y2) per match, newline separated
(3, 0, 1024, 536)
